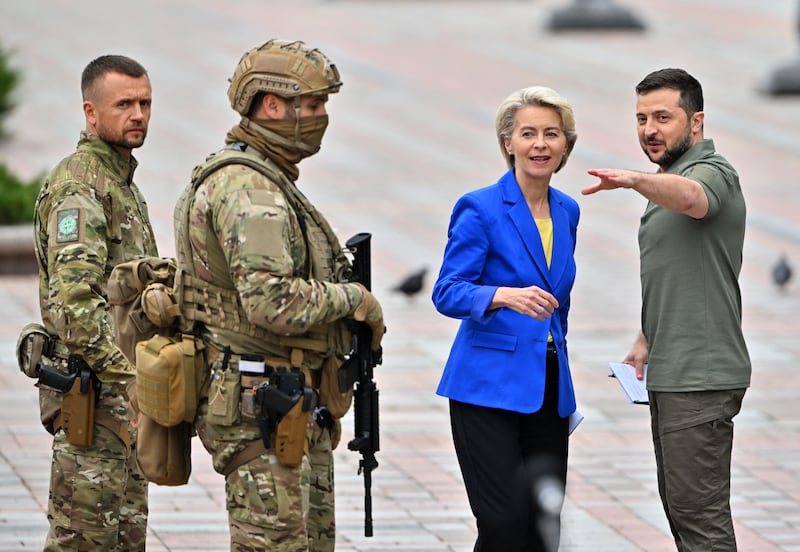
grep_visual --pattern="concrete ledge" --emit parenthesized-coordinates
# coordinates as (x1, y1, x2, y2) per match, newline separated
(0, 224, 37, 275)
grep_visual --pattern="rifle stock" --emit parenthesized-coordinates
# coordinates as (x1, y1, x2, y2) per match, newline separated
(344, 232, 382, 537)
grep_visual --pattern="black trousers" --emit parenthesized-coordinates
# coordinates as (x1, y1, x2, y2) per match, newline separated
(450, 347, 569, 552)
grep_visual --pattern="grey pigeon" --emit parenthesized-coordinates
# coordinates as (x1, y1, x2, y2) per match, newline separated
(772, 254, 792, 291)
(392, 267, 428, 298)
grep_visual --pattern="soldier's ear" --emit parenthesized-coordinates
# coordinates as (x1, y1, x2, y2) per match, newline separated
(84, 101, 98, 128)
(261, 94, 287, 120)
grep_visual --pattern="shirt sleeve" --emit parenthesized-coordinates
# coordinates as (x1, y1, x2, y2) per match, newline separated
(683, 162, 734, 219)
(45, 181, 133, 385)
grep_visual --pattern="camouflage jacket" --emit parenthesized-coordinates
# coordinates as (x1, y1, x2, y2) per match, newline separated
(34, 131, 158, 386)
(175, 146, 360, 369)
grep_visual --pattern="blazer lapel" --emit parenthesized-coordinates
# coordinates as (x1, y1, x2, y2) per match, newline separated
(548, 192, 570, 288)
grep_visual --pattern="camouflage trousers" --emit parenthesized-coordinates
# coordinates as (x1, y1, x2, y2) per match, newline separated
(45, 408, 148, 551)
(196, 401, 336, 551)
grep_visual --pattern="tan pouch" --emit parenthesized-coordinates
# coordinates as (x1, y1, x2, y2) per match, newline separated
(135, 334, 202, 427)
(318, 355, 353, 419)
(108, 257, 178, 364)
(207, 364, 241, 426)
(61, 376, 95, 448)
(136, 414, 192, 486)
(16, 322, 52, 378)
(240, 375, 268, 423)
(274, 398, 311, 468)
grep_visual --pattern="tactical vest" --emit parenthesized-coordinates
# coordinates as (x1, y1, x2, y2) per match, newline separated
(173, 144, 352, 368)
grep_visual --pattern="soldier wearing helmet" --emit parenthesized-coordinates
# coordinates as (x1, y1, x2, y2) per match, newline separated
(173, 39, 384, 550)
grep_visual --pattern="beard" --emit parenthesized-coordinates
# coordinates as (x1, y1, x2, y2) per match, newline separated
(644, 126, 692, 169)
(98, 126, 147, 151)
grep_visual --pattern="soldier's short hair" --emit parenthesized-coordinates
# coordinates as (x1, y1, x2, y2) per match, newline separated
(81, 55, 148, 101)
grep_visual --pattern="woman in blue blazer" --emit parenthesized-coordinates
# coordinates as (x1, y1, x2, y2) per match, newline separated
(432, 86, 580, 552)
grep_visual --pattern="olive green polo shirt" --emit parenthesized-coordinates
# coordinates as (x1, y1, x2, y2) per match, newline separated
(639, 139, 751, 391)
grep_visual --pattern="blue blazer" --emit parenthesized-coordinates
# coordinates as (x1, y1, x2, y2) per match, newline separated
(432, 169, 579, 416)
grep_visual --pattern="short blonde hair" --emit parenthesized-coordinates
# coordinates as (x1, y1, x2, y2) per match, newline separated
(495, 86, 577, 172)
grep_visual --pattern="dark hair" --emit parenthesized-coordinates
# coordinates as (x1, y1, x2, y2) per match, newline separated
(81, 55, 148, 100)
(635, 68, 703, 116)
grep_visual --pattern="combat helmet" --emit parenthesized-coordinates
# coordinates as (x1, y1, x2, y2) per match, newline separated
(228, 39, 342, 115)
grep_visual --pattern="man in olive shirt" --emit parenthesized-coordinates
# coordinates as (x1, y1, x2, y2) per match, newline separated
(582, 68, 750, 551)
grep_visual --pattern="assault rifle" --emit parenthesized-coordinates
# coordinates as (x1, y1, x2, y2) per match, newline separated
(340, 232, 382, 537)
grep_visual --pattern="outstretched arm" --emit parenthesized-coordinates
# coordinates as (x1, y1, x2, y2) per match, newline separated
(582, 168, 708, 219)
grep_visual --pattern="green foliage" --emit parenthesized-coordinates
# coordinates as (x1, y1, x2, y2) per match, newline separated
(0, 41, 35, 224)
(0, 43, 20, 135)
(0, 164, 40, 224)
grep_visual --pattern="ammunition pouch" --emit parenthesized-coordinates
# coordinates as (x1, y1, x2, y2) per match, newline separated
(135, 334, 204, 427)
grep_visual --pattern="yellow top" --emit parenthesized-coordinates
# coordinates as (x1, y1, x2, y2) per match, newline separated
(535, 217, 554, 343)
(535, 217, 553, 268)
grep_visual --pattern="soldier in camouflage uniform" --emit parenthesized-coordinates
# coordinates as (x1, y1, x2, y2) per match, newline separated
(173, 40, 385, 551)
(33, 55, 156, 551)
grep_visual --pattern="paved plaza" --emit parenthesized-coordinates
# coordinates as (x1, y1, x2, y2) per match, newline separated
(0, 0, 799, 550)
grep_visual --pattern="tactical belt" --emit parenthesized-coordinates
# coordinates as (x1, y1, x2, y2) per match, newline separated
(204, 343, 321, 392)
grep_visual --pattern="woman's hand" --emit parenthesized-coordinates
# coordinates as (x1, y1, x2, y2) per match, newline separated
(492, 286, 559, 321)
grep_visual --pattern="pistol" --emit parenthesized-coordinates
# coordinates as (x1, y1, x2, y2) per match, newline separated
(38, 362, 77, 392)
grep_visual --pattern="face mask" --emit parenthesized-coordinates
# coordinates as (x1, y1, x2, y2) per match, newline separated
(257, 114, 329, 159)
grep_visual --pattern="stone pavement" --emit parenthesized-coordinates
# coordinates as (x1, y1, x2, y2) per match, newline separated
(1, 0, 799, 550)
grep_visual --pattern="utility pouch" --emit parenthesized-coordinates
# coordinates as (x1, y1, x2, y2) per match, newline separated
(207, 353, 240, 426)
(135, 334, 203, 427)
(60, 366, 96, 448)
(16, 322, 53, 379)
(240, 374, 268, 423)
(318, 355, 353, 419)
(136, 414, 192, 486)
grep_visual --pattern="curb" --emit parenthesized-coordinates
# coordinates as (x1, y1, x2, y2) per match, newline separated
(0, 224, 37, 275)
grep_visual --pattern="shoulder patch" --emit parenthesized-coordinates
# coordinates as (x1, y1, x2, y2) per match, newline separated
(56, 208, 80, 243)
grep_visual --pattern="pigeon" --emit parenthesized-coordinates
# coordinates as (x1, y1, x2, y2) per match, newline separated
(772, 255, 792, 291)
(392, 267, 428, 299)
